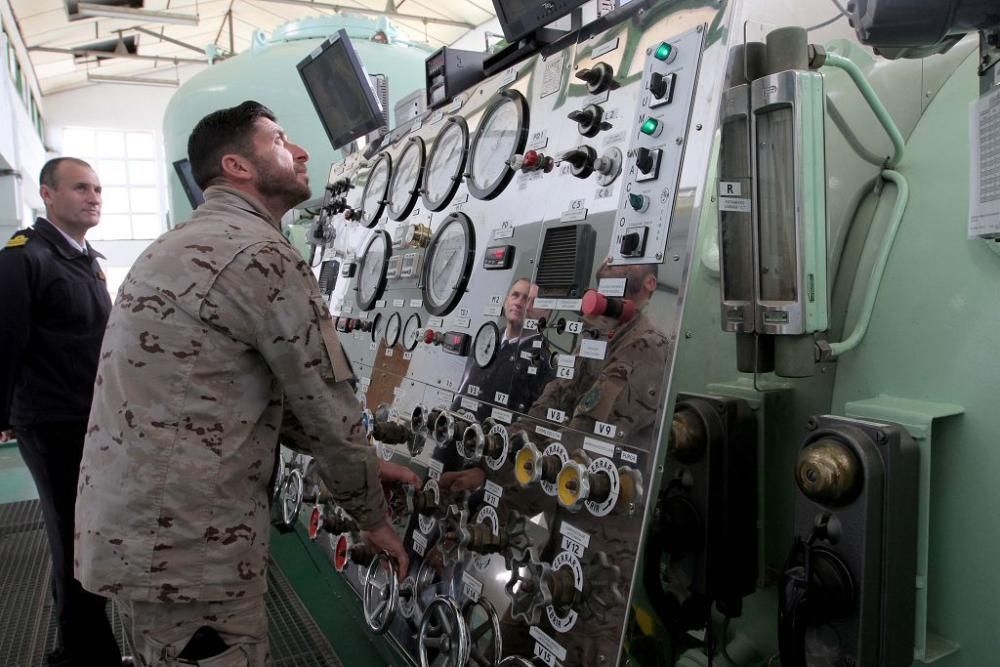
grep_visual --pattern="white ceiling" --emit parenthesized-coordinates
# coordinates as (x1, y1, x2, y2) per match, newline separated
(7, 0, 496, 95)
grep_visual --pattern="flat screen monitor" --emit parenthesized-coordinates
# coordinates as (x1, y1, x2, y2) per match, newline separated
(297, 29, 386, 151)
(172, 158, 204, 208)
(493, 0, 588, 42)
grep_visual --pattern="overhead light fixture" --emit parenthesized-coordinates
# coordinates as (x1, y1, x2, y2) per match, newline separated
(87, 72, 179, 87)
(74, 3, 199, 26)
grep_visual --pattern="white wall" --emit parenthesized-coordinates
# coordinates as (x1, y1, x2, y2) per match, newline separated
(0, 32, 47, 242)
(42, 73, 204, 283)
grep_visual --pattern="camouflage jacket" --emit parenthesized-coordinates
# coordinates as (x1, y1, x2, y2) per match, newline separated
(76, 186, 386, 603)
(527, 311, 672, 447)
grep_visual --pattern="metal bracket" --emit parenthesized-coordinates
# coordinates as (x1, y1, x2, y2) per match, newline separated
(844, 394, 964, 663)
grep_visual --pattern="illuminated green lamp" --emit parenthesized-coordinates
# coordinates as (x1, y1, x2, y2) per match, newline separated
(654, 42, 676, 63)
(640, 117, 662, 137)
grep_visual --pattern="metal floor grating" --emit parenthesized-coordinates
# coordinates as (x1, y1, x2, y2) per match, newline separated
(0, 500, 341, 666)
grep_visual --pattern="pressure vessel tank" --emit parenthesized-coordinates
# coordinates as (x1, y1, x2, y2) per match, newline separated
(163, 15, 431, 224)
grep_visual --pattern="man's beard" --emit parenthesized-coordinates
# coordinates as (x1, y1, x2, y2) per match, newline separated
(256, 159, 311, 208)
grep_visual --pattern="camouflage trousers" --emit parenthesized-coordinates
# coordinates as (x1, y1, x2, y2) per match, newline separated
(115, 595, 269, 666)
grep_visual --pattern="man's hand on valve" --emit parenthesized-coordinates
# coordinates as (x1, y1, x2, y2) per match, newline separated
(364, 459, 423, 579)
(438, 467, 486, 494)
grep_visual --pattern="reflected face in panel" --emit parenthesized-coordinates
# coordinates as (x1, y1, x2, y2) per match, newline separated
(504, 278, 531, 331)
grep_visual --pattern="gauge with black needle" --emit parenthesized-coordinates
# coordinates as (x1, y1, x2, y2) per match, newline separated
(421, 213, 476, 316)
(384, 312, 402, 347)
(473, 322, 500, 368)
(402, 313, 422, 351)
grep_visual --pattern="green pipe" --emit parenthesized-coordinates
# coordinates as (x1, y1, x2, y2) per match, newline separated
(822, 52, 906, 168)
(828, 169, 909, 358)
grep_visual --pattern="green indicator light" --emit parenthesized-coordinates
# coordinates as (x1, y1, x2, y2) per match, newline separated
(654, 42, 673, 61)
(640, 118, 660, 136)
(628, 193, 644, 210)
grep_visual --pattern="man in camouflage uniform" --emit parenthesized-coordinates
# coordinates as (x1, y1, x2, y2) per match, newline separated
(76, 101, 417, 667)
(526, 259, 671, 447)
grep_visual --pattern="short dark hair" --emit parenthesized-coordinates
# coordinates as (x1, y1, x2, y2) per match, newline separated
(187, 100, 276, 190)
(40, 157, 93, 189)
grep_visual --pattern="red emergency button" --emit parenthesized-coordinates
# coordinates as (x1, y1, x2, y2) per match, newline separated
(581, 289, 636, 323)
(424, 329, 436, 345)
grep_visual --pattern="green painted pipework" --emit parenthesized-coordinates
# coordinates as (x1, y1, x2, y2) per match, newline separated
(822, 52, 906, 169)
(828, 169, 910, 358)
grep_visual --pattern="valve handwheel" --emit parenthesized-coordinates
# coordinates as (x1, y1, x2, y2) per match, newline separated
(363, 553, 400, 634)
(418, 596, 471, 667)
(280, 467, 304, 528)
(463, 597, 502, 667)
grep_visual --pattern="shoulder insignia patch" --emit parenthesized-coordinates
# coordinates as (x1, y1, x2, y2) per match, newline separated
(5, 233, 30, 249)
(578, 384, 602, 412)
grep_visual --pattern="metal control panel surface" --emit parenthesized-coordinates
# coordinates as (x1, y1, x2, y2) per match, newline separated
(297, 7, 726, 666)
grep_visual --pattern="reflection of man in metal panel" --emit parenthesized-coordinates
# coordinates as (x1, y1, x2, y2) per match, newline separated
(452, 277, 554, 420)
(527, 259, 671, 449)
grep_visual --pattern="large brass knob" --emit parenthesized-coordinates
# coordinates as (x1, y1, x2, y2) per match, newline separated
(796, 438, 861, 506)
(669, 408, 706, 464)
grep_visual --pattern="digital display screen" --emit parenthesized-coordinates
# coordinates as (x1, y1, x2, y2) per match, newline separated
(172, 158, 204, 208)
(493, 0, 588, 42)
(297, 29, 385, 151)
(442, 331, 470, 356)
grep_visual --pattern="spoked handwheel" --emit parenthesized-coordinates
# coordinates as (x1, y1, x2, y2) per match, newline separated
(363, 553, 400, 634)
(463, 597, 502, 667)
(418, 596, 470, 667)
(280, 468, 304, 527)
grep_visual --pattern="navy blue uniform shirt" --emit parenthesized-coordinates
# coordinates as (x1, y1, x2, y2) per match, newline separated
(0, 218, 111, 430)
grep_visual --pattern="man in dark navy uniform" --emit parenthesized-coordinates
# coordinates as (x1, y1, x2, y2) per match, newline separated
(452, 277, 554, 420)
(0, 157, 122, 666)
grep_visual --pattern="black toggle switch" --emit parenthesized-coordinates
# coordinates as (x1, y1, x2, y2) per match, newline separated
(649, 72, 676, 103)
(568, 104, 612, 138)
(575, 62, 617, 95)
(620, 229, 647, 258)
(562, 145, 598, 179)
(636, 148, 655, 174)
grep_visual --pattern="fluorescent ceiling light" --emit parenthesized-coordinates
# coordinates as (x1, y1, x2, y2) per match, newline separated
(87, 72, 178, 87)
(75, 3, 199, 26)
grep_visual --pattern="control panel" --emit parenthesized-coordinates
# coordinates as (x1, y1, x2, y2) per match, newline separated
(609, 27, 705, 266)
(289, 11, 711, 667)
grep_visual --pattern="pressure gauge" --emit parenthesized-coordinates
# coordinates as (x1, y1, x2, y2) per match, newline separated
(422, 116, 470, 212)
(384, 312, 402, 347)
(356, 230, 391, 311)
(388, 137, 425, 221)
(466, 90, 530, 200)
(369, 313, 383, 343)
(360, 153, 392, 228)
(402, 313, 422, 351)
(421, 213, 476, 316)
(473, 322, 500, 369)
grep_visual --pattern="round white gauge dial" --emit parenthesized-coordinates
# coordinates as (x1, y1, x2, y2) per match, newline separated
(360, 155, 391, 227)
(356, 231, 390, 311)
(423, 120, 467, 209)
(473, 322, 500, 368)
(384, 312, 402, 347)
(470, 99, 519, 190)
(421, 213, 476, 317)
(402, 314, 422, 351)
(427, 223, 467, 307)
(388, 139, 424, 220)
